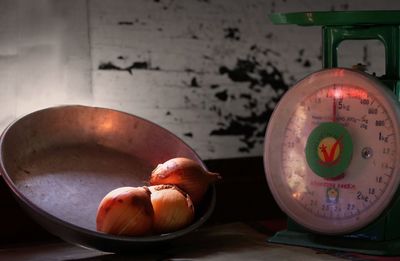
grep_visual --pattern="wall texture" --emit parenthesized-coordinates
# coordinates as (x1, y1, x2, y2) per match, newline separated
(1, 0, 400, 160)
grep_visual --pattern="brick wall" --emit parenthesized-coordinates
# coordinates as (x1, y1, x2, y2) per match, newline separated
(1, 0, 397, 160)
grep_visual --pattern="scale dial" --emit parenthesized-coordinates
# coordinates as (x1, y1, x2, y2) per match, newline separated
(264, 68, 400, 235)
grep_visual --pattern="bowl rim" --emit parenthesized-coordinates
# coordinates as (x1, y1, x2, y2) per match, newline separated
(0, 105, 216, 247)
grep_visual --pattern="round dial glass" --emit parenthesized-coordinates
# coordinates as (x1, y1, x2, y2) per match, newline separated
(264, 68, 400, 235)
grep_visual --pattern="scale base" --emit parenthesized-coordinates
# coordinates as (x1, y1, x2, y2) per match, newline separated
(268, 230, 400, 256)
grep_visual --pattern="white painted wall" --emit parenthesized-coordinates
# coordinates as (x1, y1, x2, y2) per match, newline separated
(0, 0, 399, 159)
(0, 0, 91, 124)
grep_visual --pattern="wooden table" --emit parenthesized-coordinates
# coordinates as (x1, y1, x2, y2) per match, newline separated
(0, 222, 353, 261)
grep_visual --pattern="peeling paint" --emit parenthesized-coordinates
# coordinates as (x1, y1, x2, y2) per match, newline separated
(190, 77, 200, 87)
(184, 132, 193, 137)
(89, 0, 330, 158)
(210, 46, 290, 152)
(98, 61, 160, 74)
(118, 21, 133, 25)
(295, 48, 312, 68)
(215, 90, 228, 101)
(223, 27, 240, 41)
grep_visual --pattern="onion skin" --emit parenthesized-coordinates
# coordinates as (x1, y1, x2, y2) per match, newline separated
(149, 157, 221, 205)
(149, 185, 194, 234)
(96, 186, 154, 236)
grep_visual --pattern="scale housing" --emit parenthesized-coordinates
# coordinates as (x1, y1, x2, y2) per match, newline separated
(265, 11, 400, 256)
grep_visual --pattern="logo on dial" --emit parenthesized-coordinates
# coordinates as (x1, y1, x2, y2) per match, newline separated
(306, 122, 353, 178)
(318, 136, 342, 165)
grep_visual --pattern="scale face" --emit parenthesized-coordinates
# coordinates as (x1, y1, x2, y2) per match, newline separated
(264, 68, 400, 235)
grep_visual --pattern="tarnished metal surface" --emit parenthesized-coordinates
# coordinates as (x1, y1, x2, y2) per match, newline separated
(0, 105, 215, 252)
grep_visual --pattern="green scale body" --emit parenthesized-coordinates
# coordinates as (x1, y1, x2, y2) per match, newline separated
(266, 11, 400, 256)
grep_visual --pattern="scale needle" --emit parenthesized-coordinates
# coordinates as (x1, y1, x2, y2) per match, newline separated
(332, 90, 337, 122)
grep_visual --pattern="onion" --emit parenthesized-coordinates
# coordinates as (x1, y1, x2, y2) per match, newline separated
(149, 185, 194, 233)
(96, 186, 154, 236)
(149, 157, 221, 205)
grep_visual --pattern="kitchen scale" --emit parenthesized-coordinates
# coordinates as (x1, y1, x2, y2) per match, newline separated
(264, 11, 400, 256)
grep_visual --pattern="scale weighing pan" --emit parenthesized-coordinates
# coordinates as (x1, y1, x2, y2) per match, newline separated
(0, 105, 216, 252)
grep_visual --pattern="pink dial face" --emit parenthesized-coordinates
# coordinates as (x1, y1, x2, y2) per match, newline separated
(265, 69, 400, 234)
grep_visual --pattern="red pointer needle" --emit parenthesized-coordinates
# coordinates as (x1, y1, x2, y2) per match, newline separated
(332, 90, 337, 122)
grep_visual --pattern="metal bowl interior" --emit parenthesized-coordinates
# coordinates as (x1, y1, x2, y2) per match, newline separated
(0, 105, 215, 252)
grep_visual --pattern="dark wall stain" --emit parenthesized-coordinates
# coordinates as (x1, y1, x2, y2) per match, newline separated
(362, 45, 371, 68)
(215, 90, 228, 101)
(295, 48, 304, 63)
(184, 132, 193, 137)
(317, 52, 322, 61)
(118, 21, 133, 25)
(295, 48, 312, 68)
(98, 60, 160, 75)
(244, 98, 257, 110)
(211, 120, 257, 136)
(210, 46, 290, 153)
(118, 19, 146, 26)
(265, 33, 273, 39)
(190, 77, 200, 87)
(210, 84, 220, 89)
(185, 68, 195, 73)
(98, 62, 121, 71)
(303, 60, 311, 67)
(250, 44, 281, 57)
(240, 93, 251, 99)
(219, 60, 257, 84)
(153, 0, 175, 10)
(223, 27, 240, 41)
(270, 1, 276, 13)
(128, 61, 148, 70)
(209, 105, 222, 117)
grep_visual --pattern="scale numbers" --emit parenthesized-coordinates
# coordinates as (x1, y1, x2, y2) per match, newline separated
(265, 69, 400, 234)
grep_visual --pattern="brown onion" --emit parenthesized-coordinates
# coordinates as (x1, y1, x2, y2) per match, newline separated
(149, 157, 221, 205)
(149, 185, 194, 233)
(96, 186, 154, 236)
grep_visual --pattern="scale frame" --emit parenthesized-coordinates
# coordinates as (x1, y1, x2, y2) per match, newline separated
(265, 11, 400, 256)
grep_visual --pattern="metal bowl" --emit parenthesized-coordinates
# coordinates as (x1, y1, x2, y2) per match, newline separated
(0, 105, 215, 252)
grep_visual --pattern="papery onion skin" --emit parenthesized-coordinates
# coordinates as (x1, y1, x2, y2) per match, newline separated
(149, 185, 195, 234)
(96, 186, 154, 236)
(149, 157, 221, 205)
